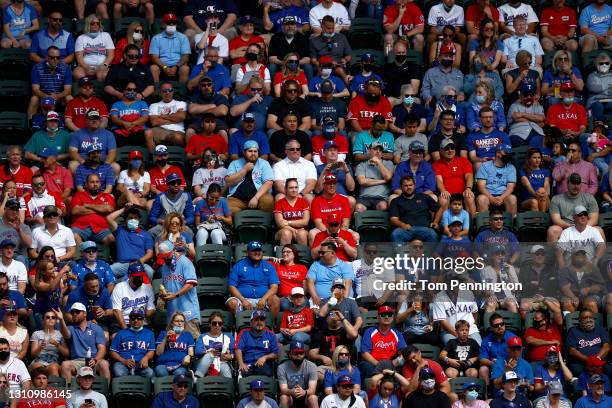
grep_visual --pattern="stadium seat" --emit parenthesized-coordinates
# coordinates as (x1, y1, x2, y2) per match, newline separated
(166, 145, 187, 169)
(199, 309, 234, 332)
(354, 210, 390, 242)
(152, 309, 168, 333)
(511, 145, 529, 167)
(70, 376, 108, 394)
(195, 376, 235, 408)
(413, 343, 441, 361)
(0, 81, 30, 110)
(349, 49, 385, 70)
(524, 312, 535, 329)
(111, 375, 151, 408)
(563, 312, 603, 331)
(116, 146, 150, 167)
(196, 277, 228, 309)
(195, 244, 233, 277)
(515, 211, 551, 242)
(361, 310, 381, 331)
(0, 112, 29, 145)
(274, 243, 313, 267)
(450, 377, 486, 399)
(0, 49, 30, 80)
(582, 50, 612, 71)
(348, 18, 382, 50)
(598, 212, 612, 241)
(238, 376, 277, 399)
(234, 243, 274, 261)
(47, 375, 67, 390)
(483, 311, 522, 334)
(233, 210, 273, 243)
(235, 309, 275, 332)
(473, 211, 514, 234)
(154, 375, 192, 394)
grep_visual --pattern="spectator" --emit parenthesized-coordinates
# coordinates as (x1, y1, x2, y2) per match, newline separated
(321, 376, 366, 408)
(28, 310, 67, 376)
(24, 112, 71, 170)
(112, 21, 150, 66)
(68, 109, 118, 175)
(225, 140, 274, 213)
(149, 13, 191, 84)
(237, 379, 279, 408)
(360, 306, 406, 380)
(151, 374, 199, 408)
(154, 311, 195, 377)
(310, 208, 357, 261)
(314, 141, 355, 206)
(465, 0, 499, 38)
(109, 82, 151, 147)
(273, 52, 309, 97)
(65, 77, 109, 132)
(0, 337, 30, 394)
(65, 272, 112, 330)
(104, 44, 155, 102)
(502, 16, 544, 71)
(192, 149, 229, 198)
(234, 43, 271, 96)
(264, 0, 309, 34)
(524, 309, 563, 361)
(309, 173, 354, 242)
(228, 15, 265, 68)
(467, 81, 506, 134)
(73, 15, 114, 81)
(391, 141, 436, 201)
(540, 0, 578, 52)
(316, 278, 362, 330)
(74, 145, 114, 194)
(390, 89, 427, 139)
(353, 115, 396, 163)
(182, 0, 238, 40)
(0, 146, 33, 198)
(0, 239, 25, 293)
(519, 148, 551, 212)
(426, 0, 465, 47)
(29, 205, 75, 262)
(148, 145, 186, 196)
(1, 0, 39, 49)
(578, 0, 612, 54)
(481, 246, 520, 313)
(31, 259, 70, 329)
(68, 366, 109, 407)
(390, 176, 441, 243)
(70, 173, 115, 246)
(309, 312, 358, 377)
(112, 0, 153, 25)
(155, 213, 195, 259)
(382, 0, 425, 54)
(586, 53, 612, 123)
(519, 245, 560, 313)
(553, 142, 598, 195)
(453, 382, 488, 408)
(229, 113, 271, 161)
(69, 241, 114, 292)
(227, 240, 280, 316)
(464, 56, 505, 103)
(38, 149, 73, 206)
(0, 306, 27, 359)
(116, 150, 150, 208)
(273, 140, 317, 203)
(29, 11, 74, 63)
(192, 14, 230, 65)
(421, 46, 464, 104)
(28, 46, 72, 119)
(347, 78, 392, 133)
(428, 110, 468, 162)
(533, 351, 572, 397)
(309, 17, 352, 84)
(273, 178, 310, 245)
(396, 296, 438, 345)
(185, 113, 228, 162)
(269, 112, 313, 164)
(427, 85, 466, 136)
(109, 308, 155, 378)
(349, 53, 384, 99)
(567, 308, 611, 376)
(433, 139, 476, 217)
(268, 80, 311, 139)
(148, 173, 194, 238)
(194, 311, 234, 378)
(440, 320, 480, 379)
(235, 310, 279, 377)
(491, 338, 534, 392)
(507, 82, 546, 147)
(429, 25, 463, 69)
(558, 247, 606, 312)
(355, 143, 393, 212)
(547, 83, 587, 140)
(489, 372, 531, 408)
(146, 83, 187, 151)
(278, 339, 318, 408)
(267, 16, 311, 81)
(473, 208, 520, 263)
(194, 183, 231, 246)
(57, 304, 110, 384)
(467, 108, 512, 171)
(307, 242, 354, 308)
(110, 262, 155, 329)
(504, 50, 541, 103)
(401, 358, 451, 399)
(542, 51, 584, 107)
(475, 144, 518, 216)
(277, 286, 314, 343)
(574, 375, 612, 408)
(186, 76, 230, 143)
(309, 0, 350, 35)
(189, 47, 231, 96)
(468, 18, 503, 72)
(229, 77, 273, 134)
(268, 245, 308, 311)
(308, 58, 350, 99)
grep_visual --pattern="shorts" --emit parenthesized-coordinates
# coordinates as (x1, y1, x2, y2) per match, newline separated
(225, 297, 268, 312)
(152, 127, 183, 144)
(187, 118, 228, 133)
(356, 196, 385, 210)
(72, 226, 112, 242)
(560, 294, 605, 309)
(66, 358, 88, 371)
(29, 355, 58, 367)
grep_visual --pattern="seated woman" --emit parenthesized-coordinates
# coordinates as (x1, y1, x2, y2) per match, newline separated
(273, 178, 310, 245)
(519, 148, 551, 212)
(154, 311, 195, 377)
(466, 80, 506, 133)
(155, 212, 196, 259)
(367, 369, 409, 408)
(481, 247, 519, 313)
(541, 50, 584, 108)
(192, 149, 228, 202)
(504, 50, 541, 104)
(29, 309, 68, 376)
(0, 306, 28, 360)
(468, 18, 503, 71)
(395, 295, 438, 345)
(268, 245, 308, 312)
(323, 345, 362, 396)
(112, 21, 150, 65)
(273, 53, 308, 97)
(194, 311, 234, 378)
(194, 183, 232, 246)
(73, 14, 114, 81)
(116, 150, 150, 208)
(429, 25, 462, 69)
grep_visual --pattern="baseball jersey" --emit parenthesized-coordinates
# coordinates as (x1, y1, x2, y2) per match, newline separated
(111, 281, 155, 325)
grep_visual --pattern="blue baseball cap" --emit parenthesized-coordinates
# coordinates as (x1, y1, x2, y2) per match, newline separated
(5, 199, 20, 211)
(520, 81, 536, 95)
(496, 143, 513, 154)
(419, 367, 435, 379)
(409, 141, 425, 152)
(336, 375, 353, 386)
(84, 144, 102, 154)
(78, 76, 93, 87)
(165, 173, 181, 184)
(42, 96, 56, 107)
(247, 241, 263, 251)
(290, 339, 305, 352)
(243, 140, 259, 151)
(250, 379, 265, 390)
(361, 53, 374, 63)
(155, 145, 168, 156)
(250, 310, 267, 320)
(242, 112, 256, 122)
(239, 15, 254, 25)
(0, 239, 16, 249)
(173, 374, 190, 385)
(79, 241, 97, 252)
(462, 382, 480, 391)
(129, 307, 145, 318)
(128, 262, 146, 276)
(324, 140, 339, 150)
(449, 216, 463, 226)
(39, 147, 57, 158)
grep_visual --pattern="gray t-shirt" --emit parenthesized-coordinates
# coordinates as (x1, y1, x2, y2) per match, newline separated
(550, 192, 598, 225)
(30, 330, 64, 363)
(322, 297, 361, 326)
(394, 133, 428, 162)
(355, 160, 394, 198)
(277, 359, 317, 389)
(68, 389, 108, 408)
(507, 102, 544, 140)
(0, 220, 32, 257)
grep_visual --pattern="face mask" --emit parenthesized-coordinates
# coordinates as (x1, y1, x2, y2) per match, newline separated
(440, 59, 453, 68)
(130, 159, 142, 169)
(321, 68, 332, 77)
(246, 52, 258, 61)
(322, 32, 334, 39)
(475, 95, 486, 104)
(580, 318, 595, 331)
(164, 256, 177, 270)
(365, 93, 380, 103)
(132, 32, 143, 41)
(546, 355, 559, 365)
(165, 25, 176, 35)
(563, 97, 574, 105)
(444, 95, 456, 105)
(157, 159, 167, 167)
(421, 379, 436, 390)
(131, 325, 143, 331)
(466, 390, 479, 401)
(572, 259, 586, 268)
(324, 126, 335, 139)
(291, 357, 304, 366)
(88, 188, 99, 196)
(531, 320, 543, 329)
(599, 64, 610, 74)
(404, 96, 414, 105)
(173, 326, 183, 334)
(127, 219, 139, 231)
(131, 277, 143, 288)
(337, 358, 348, 367)
(46, 126, 58, 133)
(87, 32, 99, 39)
(287, 61, 298, 70)
(443, 4, 452, 12)
(125, 91, 137, 100)
(362, 63, 373, 72)
(0, 351, 9, 361)
(395, 54, 407, 64)
(474, 63, 483, 72)
(501, 155, 512, 165)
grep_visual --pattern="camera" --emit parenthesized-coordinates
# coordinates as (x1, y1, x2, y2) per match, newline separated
(330, 232, 338, 238)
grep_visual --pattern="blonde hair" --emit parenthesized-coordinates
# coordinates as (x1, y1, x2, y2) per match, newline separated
(160, 212, 186, 241)
(166, 311, 187, 332)
(83, 14, 102, 34)
(126, 21, 145, 44)
(476, 80, 494, 105)
(331, 345, 353, 374)
(551, 50, 572, 72)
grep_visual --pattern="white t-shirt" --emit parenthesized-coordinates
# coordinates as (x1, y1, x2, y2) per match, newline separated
(0, 355, 30, 391)
(428, 4, 465, 32)
(558, 225, 605, 261)
(321, 393, 366, 408)
(235, 64, 271, 85)
(117, 170, 151, 194)
(31, 224, 76, 258)
(273, 158, 317, 193)
(431, 290, 479, 335)
(75, 32, 115, 67)
(498, 3, 539, 33)
(309, 3, 351, 30)
(0, 260, 26, 292)
(0, 326, 27, 357)
(111, 281, 155, 325)
(194, 33, 229, 65)
(192, 167, 228, 196)
(68, 389, 108, 408)
(149, 100, 187, 132)
(351, 258, 395, 299)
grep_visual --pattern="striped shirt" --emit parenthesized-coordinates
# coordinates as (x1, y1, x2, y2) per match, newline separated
(30, 61, 72, 94)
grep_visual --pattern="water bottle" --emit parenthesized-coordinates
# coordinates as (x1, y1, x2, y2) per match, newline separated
(130, 355, 135, 375)
(85, 347, 92, 367)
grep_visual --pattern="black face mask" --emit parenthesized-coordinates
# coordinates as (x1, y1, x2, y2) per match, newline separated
(246, 52, 258, 61)
(365, 93, 380, 103)
(291, 357, 304, 366)
(0, 351, 9, 361)
(395, 54, 407, 64)
(572, 259, 586, 268)
(362, 63, 373, 72)
(131, 277, 143, 288)
(500, 155, 512, 165)
(88, 188, 99, 196)
(532, 320, 543, 329)
(157, 159, 167, 167)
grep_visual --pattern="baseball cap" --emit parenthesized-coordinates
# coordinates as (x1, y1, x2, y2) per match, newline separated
(0, 239, 16, 249)
(336, 375, 353, 386)
(319, 56, 334, 65)
(173, 374, 189, 385)
(449, 216, 463, 226)
(507, 337, 523, 348)
(331, 278, 344, 288)
(283, 16, 297, 24)
(155, 145, 168, 155)
(419, 367, 435, 379)
(587, 355, 605, 367)
(85, 144, 102, 155)
(560, 82, 574, 92)
(320, 79, 334, 94)
(4, 199, 19, 211)
(440, 43, 456, 55)
(77, 366, 95, 377)
(70, 302, 87, 312)
(503, 371, 519, 383)
(497, 143, 513, 154)
(378, 305, 394, 314)
(589, 374, 605, 384)
(520, 81, 536, 95)
(530, 245, 545, 254)
(162, 13, 178, 24)
(250, 310, 267, 320)
(547, 346, 559, 354)
(323, 174, 337, 184)
(128, 262, 146, 277)
(440, 138, 455, 149)
(243, 140, 259, 151)
(324, 140, 339, 150)
(250, 379, 265, 390)
(42, 96, 56, 107)
(46, 111, 60, 121)
(78, 76, 92, 87)
(238, 15, 254, 25)
(548, 381, 563, 394)
(290, 339, 305, 352)
(247, 241, 263, 251)
(361, 53, 374, 63)
(242, 112, 256, 122)
(43, 205, 59, 217)
(568, 173, 582, 184)
(574, 205, 588, 215)
(462, 382, 480, 391)
(79, 241, 97, 252)
(369, 142, 384, 150)
(129, 307, 145, 318)
(165, 173, 182, 184)
(327, 213, 340, 226)
(291, 287, 305, 296)
(158, 240, 174, 256)
(86, 109, 100, 119)
(129, 150, 143, 160)
(409, 141, 425, 152)
(39, 148, 57, 158)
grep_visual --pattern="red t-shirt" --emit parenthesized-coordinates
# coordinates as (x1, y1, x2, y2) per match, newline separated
(280, 307, 315, 330)
(310, 193, 351, 226)
(311, 134, 349, 163)
(64, 96, 109, 129)
(42, 164, 73, 195)
(383, 3, 425, 36)
(525, 324, 562, 362)
(148, 165, 186, 193)
(185, 134, 228, 157)
(465, 4, 500, 30)
(0, 165, 33, 196)
(229, 35, 265, 65)
(540, 6, 576, 37)
(432, 156, 473, 195)
(312, 229, 356, 262)
(70, 191, 116, 233)
(347, 96, 393, 131)
(402, 359, 448, 385)
(17, 387, 65, 408)
(273, 71, 308, 88)
(274, 196, 309, 221)
(547, 102, 587, 132)
(274, 262, 308, 297)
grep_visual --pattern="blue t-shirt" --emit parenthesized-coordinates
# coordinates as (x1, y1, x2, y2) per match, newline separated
(228, 129, 271, 157)
(3, 4, 37, 39)
(479, 331, 518, 361)
(435, 236, 472, 258)
(543, 67, 583, 89)
(473, 229, 520, 257)
(230, 94, 272, 131)
(113, 227, 154, 263)
(467, 129, 511, 159)
(566, 326, 610, 358)
(235, 327, 279, 365)
(74, 163, 116, 190)
(476, 161, 516, 196)
(518, 167, 551, 200)
(70, 260, 115, 289)
(306, 259, 355, 299)
(195, 197, 230, 219)
(69, 128, 117, 161)
(441, 208, 470, 229)
(155, 330, 195, 367)
(188, 63, 231, 94)
(528, 135, 553, 158)
(353, 131, 395, 155)
(349, 72, 383, 96)
(65, 286, 112, 322)
(160, 255, 200, 323)
(68, 322, 106, 359)
(109, 100, 149, 130)
(308, 75, 346, 93)
(152, 391, 199, 408)
(228, 258, 279, 299)
(149, 32, 191, 66)
(110, 327, 156, 361)
(579, 4, 612, 36)
(269, 6, 309, 32)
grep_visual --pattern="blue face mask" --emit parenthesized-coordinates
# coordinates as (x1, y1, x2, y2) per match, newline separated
(563, 97, 574, 104)
(444, 95, 457, 105)
(473, 63, 483, 72)
(173, 326, 183, 334)
(475, 95, 486, 104)
(131, 325, 143, 332)
(287, 61, 298, 70)
(87, 31, 100, 39)
(127, 219, 139, 231)
(130, 159, 142, 169)
(404, 96, 414, 105)
(466, 390, 479, 401)
(125, 91, 137, 100)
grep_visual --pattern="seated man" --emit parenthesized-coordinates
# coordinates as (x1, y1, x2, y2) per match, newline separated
(186, 76, 229, 142)
(29, 11, 75, 64)
(111, 262, 155, 330)
(467, 107, 512, 171)
(309, 174, 355, 243)
(558, 248, 607, 313)
(502, 16, 544, 71)
(149, 14, 191, 83)
(306, 242, 354, 309)
(475, 144, 518, 216)
(103, 44, 155, 103)
(23, 173, 66, 227)
(24, 111, 71, 169)
(400, 345, 452, 395)
(565, 309, 611, 379)
(311, 118, 348, 164)
(229, 77, 273, 134)
(491, 337, 534, 393)
(235, 310, 279, 377)
(311, 216, 357, 262)
(308, 61, 349, 100)
(0, 146, 34, 196)
(277, 339, 318, 408)
(70, 173, 115, 246)
(74, 145, 115, 193)
(146, 82, 187, 152)
(227, 241, 280, 316)
(229, 112, 271, 161)
(507, 82, 546, 147)
(309, 16, 351, 83)
(382, 0, 425, 55)
(353, 115, 396, 163)
(28, 46, 73, 118)
(269, 111, 313, 163)
(109, 308, 155, 378)
(68, 109, 118, 175)
(490, 371, 531, 408)
(552, 142, 598, 195)
(29, 205, 76, 262)
(556, 205, 606, 268)
(69, 241, 115, 292)
(433, 139, 476, 216)
(225, 141, 274, 214)
(65, 272, 112, 332)
(185, 113, 229, 162)
(65, 77, 109, 131)
(546, 83, 587, 140)
(473, 208, 520, 264)
(578, 0, 612, 54)
(237, 379, 279, 408)
(148, 173, 194, 238)
(188, 47, 231, 97)
(347, 79, 393, 134)
(390, 141, 436, 202)
(273, 139, 317, 203)
(355, 143, 393, 212)
(360, 306, 406, 380)
(540, 0, 579, 53)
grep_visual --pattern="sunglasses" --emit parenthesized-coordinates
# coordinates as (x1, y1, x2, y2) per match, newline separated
(174, 383, 189, 388)
(338, 352, 350, 356)
(161, 88, 174, 93)
(84, 249, 98, 253)
(130, 316, 145, 321)
(168, 181, 181, 186)
(50, 17, 63, 22)
(125, 88, 138, 92)
(200, 83, 213, 88)
(126, 54, 139, 59)
(492, 322, 505, 328)
(250, 88, 263, 92)
(576, 212, 588, 217)
(380, 313, 393, 318)
(491, 217, 504, 221)
(411, 150, 424, 155)
(32, 182, 45, 187)
(286, 89, 299, 94)
(90, 21, 101, 26)
(210, 321, 223, 326)
(534, 251, 546, 256)
(70, 310, 83, 315)
(365, 251, 377, 255)
(443, 33, 454, 38)
(286, 147, 301, 151)
(318, 251, 331, 255)
(443, 145, 456, 151)
(0, 381, 7, 385)
(45, 316, 57, 320)
(207, 196, 220, 202)
(404, 94, 416, 97)
(557, 57, 569, 61)
(47, 56, 60, 60)
(339, 384, 353, 389)
(134, 29, 144, 33)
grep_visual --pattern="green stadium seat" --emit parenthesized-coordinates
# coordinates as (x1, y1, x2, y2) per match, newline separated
(450, 377, 486, 399)
(483, 311, 522, 334)
(413, 343, 441, 361)
(195, 376, 235, 408)
(47, 375, 67, 390)
(154, 375, 192, 394)
(111, 375, 151, 408)
(70, 376, 109, 394)
(195, 244, 232, 277)
(0, 49, 30, 80)
(0, 81, 30, 109)
(196, 277, 228, 309)
(274, 243, 313, 267)
(563, 312, 603, 331)
(512, 145, 529, 167)
(238, 376, 277, 399)
(515, 211, 551, 242)
(598, 212, 612, 241)
(349, 49, 385, 69)
(233, 210, 273, 243)
(354, 210, 390, 242)
(0, 112, 29, 145)
(116, 146, 150, 167)
(348, 18, 382, 50)
(235, 309, 274, 331)
(166, 145, 187, 168)
(199, 309, 234, 332)
(361, 310, 382, 331)
(582, 50, 612, 71)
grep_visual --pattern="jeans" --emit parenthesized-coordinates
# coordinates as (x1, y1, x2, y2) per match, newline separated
(154, 364, 188, 377)
(280, 297, 293, 312)
(589, 101, 612, 122)
(112, 361, 154, 378)
(592, 157, 609, 175)
(195, 227, 226, 246)
(391, 226, 438, 243)
(111, 262, 154, 281)
(194, 354, 233, 378)
(277, 331, 311, 345)
(241, 363, 273, 377)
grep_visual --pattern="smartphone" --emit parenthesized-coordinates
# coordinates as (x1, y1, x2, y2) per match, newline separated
(84, 399, 93, 405)
(210, 21, 217, 31)
(330, 232, 338, 238)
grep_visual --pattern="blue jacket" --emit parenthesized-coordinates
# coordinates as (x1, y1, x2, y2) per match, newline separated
(391, 160, 436, 193)
(149, 191, 194, 226)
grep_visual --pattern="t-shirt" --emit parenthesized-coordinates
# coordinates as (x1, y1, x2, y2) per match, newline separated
(185, 133, 228, 157)
(0, 326, 27, 357)
(148, 100, 187, 132)
(579, 4, 612, 36)
(310, 326, 351, 357)
(70, 191, 115, 233)
(228, 35, 265, 66)
(3, 4, 37, 39)
(361, 327, 406, 361)
(383, 3, 424, 36)
(155, 330, 194, 367)
(69, 128, 116, 161)
(347, 96, 393, 130)
(160, 255, 199, 323)
(547, 102, 587, 132)
(467, 130, 511, 159)
(353, 131, 395, 155)
(431, 290, 479, 336)
(280, 307, 314, 331)
(0, 260, 26, 292)
(30, 330, 64, 363)
(111, 281, 155, 325)
(541, 6, 577, 36)
(24, 130, 71, 156)
(443, 338, 480, 362)
(465, 4, 500, 30)
(518, 167, 550, 200)
(274, 196, 309, 222)
(428, 4, 464, 31)
(67, 390, 108, 408)
(274, 262, 308, 298)
(389, 193, 440, 227)
(277, 359, 317, 389)
(191, 167, 227, 196)
(75, 32, 115, 67)
(476, 161, 516, 196)
(432, 157, 473, 195)
(310, 193, 351, 225)
(498, 3, 539, 32)
(110, 327, 155, 361)
(268, 97, 310, 128)
(524, 325, 562, 361)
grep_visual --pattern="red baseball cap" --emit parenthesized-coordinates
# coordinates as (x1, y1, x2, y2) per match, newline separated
(587, 355, 605, 367)
(439, 43, 456, 55)
(378, 306, 394, 314)
(319, 56, 334, 65)
(560, 82, 575, 92)
(507, 337, 522, 348)
(129, 150, 143, 160)
(323, 174, 337, 184)
(547, 345, 559, 354)
(163, 13, 178, 24)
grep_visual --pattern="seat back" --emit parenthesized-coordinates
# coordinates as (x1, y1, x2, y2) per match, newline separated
(237, 376, 277, 399)
(195, 244, 232, 277)
(564, 312, 603, 331)
(196, 376, 235, 408)
(354, 210, 390, 242)
(199, 309, 235, 333)
(412, 343, 441, 361)
(236, 310, 275, 331)
(233, 210, 273, 243)
(197, 277, 228, 309)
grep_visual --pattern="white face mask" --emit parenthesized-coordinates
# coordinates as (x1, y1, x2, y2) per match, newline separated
(132, 32, 143, 41)
(165, 25, 176, 35)
(598, 63, 610, 74)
